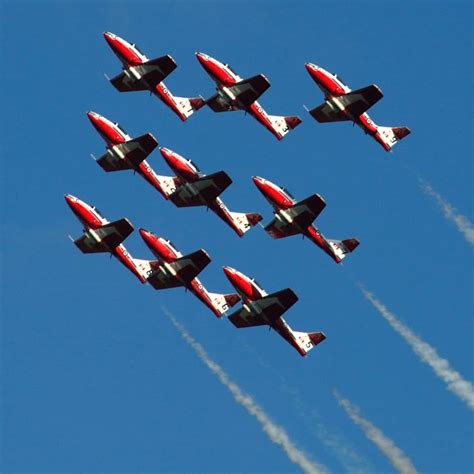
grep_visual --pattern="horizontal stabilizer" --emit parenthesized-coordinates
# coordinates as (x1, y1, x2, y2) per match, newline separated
(229, 211, 263, 237)
(208, 292, 241, 316)
(375, 125, 411, 151)
(327, 237, 360, 262)
(292, 330, 326, 356)
(268, 114, 302, 139)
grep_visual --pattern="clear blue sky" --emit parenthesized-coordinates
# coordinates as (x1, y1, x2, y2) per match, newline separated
(2, 1, 472, 472)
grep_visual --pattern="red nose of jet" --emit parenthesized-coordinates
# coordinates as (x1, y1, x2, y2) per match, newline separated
(103, 31, 115, 45)
(222, 266, 237, 282)
(64, 193, 78, 209)
(252, 176, 265, 189)
(195, 52, 207, 66)
(138, 227, 152, 242)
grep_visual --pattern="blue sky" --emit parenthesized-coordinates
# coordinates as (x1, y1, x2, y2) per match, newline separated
(2, 1, 472, 472)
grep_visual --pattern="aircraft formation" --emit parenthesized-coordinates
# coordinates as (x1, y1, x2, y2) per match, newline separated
(66, 32, 411, 357)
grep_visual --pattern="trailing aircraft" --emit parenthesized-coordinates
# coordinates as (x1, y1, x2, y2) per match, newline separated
(195, 52, 302, 140)
(103, 32, 205, 121)
(159, 146, 262, 237)
(223, 266, 326, 357)
(253, 176, 359, 263)
(305, 63, 410, 151)
(64, 194, 151, 283)
(139, 228, 240, 317)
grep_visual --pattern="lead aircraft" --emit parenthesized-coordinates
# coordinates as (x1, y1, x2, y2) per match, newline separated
(103, 32, 205, 121)
(65, 194, 149, 283)
(253, 176, 359, 264)
(158, 147, 262, 237)
(223, 266, 326, 357)
(139, 228, 240, 317)
(195, 52, 302, 140)
(305, 63, 410, 151)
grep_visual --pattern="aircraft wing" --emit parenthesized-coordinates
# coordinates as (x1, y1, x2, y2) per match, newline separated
(228, 306, 267, 328)
(74, 218, 134, 253)
(97, 133, 158, 172)
(110, 55, 177, 92)
(264, 218, 301, 239)
(229, 74, 271, 108)
(290, 194, 326, 227)
(337, 84, 383, 117)
(147, 249, 211, 290)
(309, 103, 349, 122)
(169, 171, 232, 207)
(206, 93, 234, 112)
(229, 289, 298, 328)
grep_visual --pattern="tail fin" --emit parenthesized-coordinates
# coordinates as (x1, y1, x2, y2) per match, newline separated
(229, 211, 263, 237)
(375, 126, 411, 151)
(173, 95, 206, 120)
(293, 330, 326, 357)
(207, 292, 241, 316)
(267, 114, 302, 140)
(132, 258, 161, 283)
(327, 238, 360, 263)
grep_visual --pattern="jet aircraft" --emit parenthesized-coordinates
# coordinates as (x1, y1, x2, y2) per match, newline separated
(223, 266, 326, 357)
(159, 147, 262, 237)
(139, 228, 240, 317)
(65, 194, 150, 283)
(87, 111, 176, 199)
(195, 52, 302, 140)
(305, 63, 410, 151)
(103, 32, 205, 121)
(253, 176, 359, 264)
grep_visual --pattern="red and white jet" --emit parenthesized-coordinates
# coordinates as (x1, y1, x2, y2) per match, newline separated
(305, 63, 410, 152)
(65, 194, 151, 283)
(104, 32, 205, 121)
(223, 266, 326, 357)
(87, 111, 177, 199)
(253, 176, 359, 264)
(139, 228, 240, 317)
(195, 52, 302, 140)
(158, 147, 263, 237)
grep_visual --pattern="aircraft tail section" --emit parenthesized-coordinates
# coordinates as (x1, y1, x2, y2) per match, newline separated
(327, 238, 360, 263)
(172, 95, 206, 121)
(131, 258, 162, 283)
(292, 330, 326, 357)
(229, 211, 263, 237)
(375, 125, 411, 151)
(267, 114, 302, 140)
(207, 292, 241, 317)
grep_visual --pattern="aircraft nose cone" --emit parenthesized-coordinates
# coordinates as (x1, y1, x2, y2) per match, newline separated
(195, 52, 207, 64)
(252, 176, 264, 186)
(138, 227, 153, 242)
(86, 111, 98, 122)
(64, 194, 77, 209)
(222, 266, 236, 280)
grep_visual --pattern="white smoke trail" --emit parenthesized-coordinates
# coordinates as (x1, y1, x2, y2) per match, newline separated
(165, 311, 328, 474)
(359, 286, 474, 411)
(333, 389, 418, 474)
(419, 178, 474, 245)
(238, 339, 372, 474)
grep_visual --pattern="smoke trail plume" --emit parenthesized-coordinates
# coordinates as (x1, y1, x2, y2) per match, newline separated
(239, 339, 372, 474)
(165, 310, 328, 474)
(359, 286, 474, 411)
(333, 390, 418, 474)
(419, 178, 474, 245)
